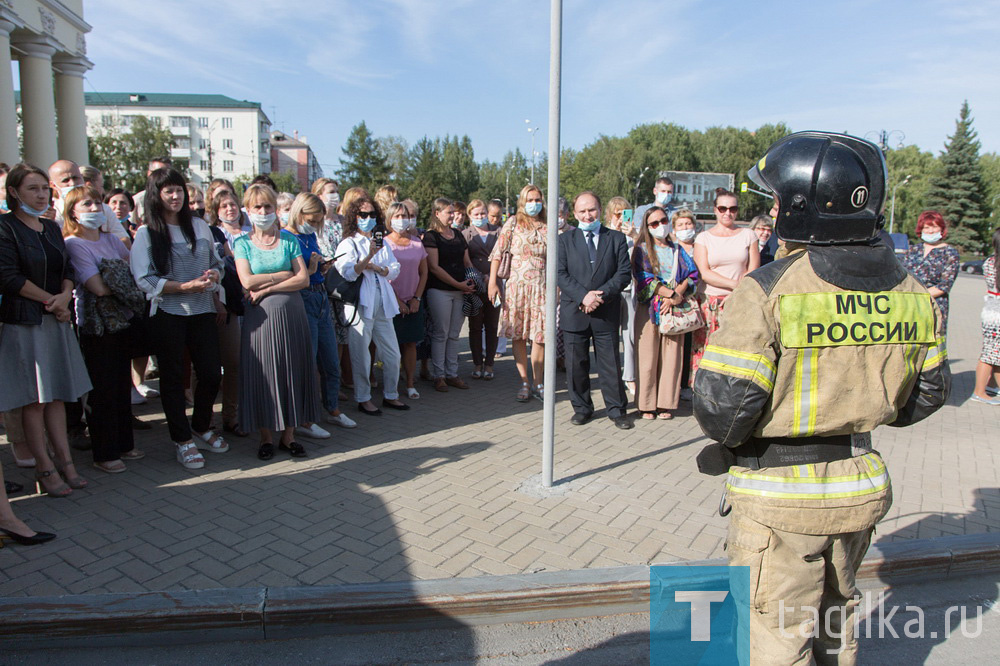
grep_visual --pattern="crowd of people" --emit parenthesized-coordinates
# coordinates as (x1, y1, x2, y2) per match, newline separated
(0, 153, 984, 547)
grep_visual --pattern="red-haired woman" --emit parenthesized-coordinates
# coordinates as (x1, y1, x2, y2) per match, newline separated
(901, 210, 960, 332)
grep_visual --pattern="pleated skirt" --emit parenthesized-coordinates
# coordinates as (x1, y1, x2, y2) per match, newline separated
(0, 316, 93, 411)
(238, 293, 321, 432)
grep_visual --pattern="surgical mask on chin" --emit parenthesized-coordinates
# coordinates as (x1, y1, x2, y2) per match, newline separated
(471, 218, 488, 228)
(357, 217, 376, 233)
(524, 201, 542, 217)
(391, 219, 409, 233)
(578, 219, 601, 233)
(649, 224, 670, 240)
(220, 211, 241, 224)
(758, 239, 768, 250)
(299, 222, 316, 235)
(20, 201, 49, 217)
(451, 221, 463, 230)
(77, 212, 104, 230)
(655, 191, 673, 206)
(249, 212, 276, 229)
(922, 231, 942, 244)
(675, 228, 696, 243)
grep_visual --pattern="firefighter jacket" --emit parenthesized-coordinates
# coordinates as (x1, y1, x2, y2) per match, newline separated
(692, 240, 951, 533)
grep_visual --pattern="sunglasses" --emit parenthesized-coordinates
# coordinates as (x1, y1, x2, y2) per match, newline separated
(716, 206, 739, 214)
(647, 218, 666, 228)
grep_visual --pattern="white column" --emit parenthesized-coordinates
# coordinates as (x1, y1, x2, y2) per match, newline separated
(0, 19, 19, 164)
(53, 55, 93, 166)
(14, 35, 58, 169)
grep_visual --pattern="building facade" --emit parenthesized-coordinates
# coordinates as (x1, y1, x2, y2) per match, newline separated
(269, 130, 323, 191)
(1, 0, 92, 167)
(84, 93, 272, 187)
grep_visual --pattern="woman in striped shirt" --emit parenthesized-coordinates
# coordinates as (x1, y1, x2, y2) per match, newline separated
(130, 168, 228, 470)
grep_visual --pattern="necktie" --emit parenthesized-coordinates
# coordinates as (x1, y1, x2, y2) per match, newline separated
(587, 231, 597, 263)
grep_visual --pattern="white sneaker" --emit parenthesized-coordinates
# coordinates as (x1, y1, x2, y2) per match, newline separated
(295, 423, 331, 439)
(131, 387, 147, 405)
(326, 412, 357, 429)
(176, 442, 205, 469)
(136, 383, 160, 399)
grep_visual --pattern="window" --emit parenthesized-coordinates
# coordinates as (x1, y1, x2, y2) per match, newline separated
(170, 116, 190, 128)
(200, 160, 209, 171)
(221, 117, 233, 129)
(223, 139, 233, 150)
(199, 138, 208, 150)
(198, 117, 209, 128)
(101, 114, 114, 127)
(260, 120, 269, 133)
(175, 137, 190, 149)
(150, 116, 162, 128)
(121, 115, 136, 127)
(223, 160, 234, 172)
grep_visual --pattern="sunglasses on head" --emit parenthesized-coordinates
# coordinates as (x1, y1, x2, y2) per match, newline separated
(716, 206, 739, 214)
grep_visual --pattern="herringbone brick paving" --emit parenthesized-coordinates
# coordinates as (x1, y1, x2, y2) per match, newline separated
(0, 273, 997, 596)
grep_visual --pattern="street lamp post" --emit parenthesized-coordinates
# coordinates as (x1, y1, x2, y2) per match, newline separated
(505, 167, 511, 217)
(525, 120, 539, 184)
(889, 174, 912, 234)
(865, 129, 905, 154)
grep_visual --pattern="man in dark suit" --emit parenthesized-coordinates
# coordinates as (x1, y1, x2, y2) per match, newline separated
(557, 191, 634, 430)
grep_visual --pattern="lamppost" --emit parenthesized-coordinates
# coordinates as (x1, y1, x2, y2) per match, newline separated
(889, 174, 911, 234)
(505, 167, 512, 217)
(865, 130, 905, 154)
(525, 119, 539, 184)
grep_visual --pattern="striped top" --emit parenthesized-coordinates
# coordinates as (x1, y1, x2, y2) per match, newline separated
(130, 218, 224, 316)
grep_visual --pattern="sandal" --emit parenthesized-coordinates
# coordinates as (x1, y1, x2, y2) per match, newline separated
(121, 449, 145, 460)
(194, 430, 230, 454)
(257, 442, 275, 461)
(516, 382, 531, 402)
(34, 469, 72, 497)
(56, 461, 88, 489)
(176, 442, 205, 469)
(279, 441, 308, 458)
(533, 384, 544, 401)
(472, 366, 483, 379)
(483, 368, 494, 380)
(657, 411, 673, 420)
(93, 460, 127, 474)
(223, 421, 249, 438)
(406, 387, 420, 400)
(641, 412, 656, 420)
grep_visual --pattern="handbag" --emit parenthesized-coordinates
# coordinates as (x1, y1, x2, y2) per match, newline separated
(324, 239, 364, 327)
(658, 247, 706, 336)
(496, 224, 513, 280)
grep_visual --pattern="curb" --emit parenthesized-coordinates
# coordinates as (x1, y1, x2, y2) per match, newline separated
(3, 532, 999, 647)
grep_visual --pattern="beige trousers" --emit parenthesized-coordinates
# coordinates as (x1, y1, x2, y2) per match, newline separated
(634, 303, 684, 412)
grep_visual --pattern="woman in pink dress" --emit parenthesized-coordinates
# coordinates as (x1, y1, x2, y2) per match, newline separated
(690, 188, 760, 380)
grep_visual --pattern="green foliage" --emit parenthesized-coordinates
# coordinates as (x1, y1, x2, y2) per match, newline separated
(377, 135, 410, 186)
(438, 135, 479, 203)
(405, 136, 444, 226)
(88, 116, 177, 192)
(884, 145, 937, 235)
(337, 121, 390, 192)
(979, 152, 1000, 232)
(231, 169, 301, 196)
(925, 101, 989, 252)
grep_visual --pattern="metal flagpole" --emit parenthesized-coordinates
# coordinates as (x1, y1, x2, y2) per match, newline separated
(541, 0, 562, 488)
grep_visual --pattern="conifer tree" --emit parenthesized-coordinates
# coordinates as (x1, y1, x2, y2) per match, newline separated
(925, 101, 988, 251)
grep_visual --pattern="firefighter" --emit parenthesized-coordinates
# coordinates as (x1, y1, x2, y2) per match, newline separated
(693, 131, 950, 665)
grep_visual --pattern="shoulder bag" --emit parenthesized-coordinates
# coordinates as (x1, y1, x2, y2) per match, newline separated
(658, 247, 705, 336)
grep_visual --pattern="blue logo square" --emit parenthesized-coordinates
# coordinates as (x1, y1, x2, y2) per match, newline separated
(650, 565, 749, 665)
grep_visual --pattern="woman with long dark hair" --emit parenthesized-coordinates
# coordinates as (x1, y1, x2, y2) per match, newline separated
(130, 168, 227, 470)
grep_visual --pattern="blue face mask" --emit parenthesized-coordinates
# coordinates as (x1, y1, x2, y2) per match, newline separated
(578, 219, 601, 233)
(655, 191, 673, 206)
(20, 201, 50, 217)
(524, 201, 543, 217)
(921, 231, 942, 244)
(358, 217, 376, 233)
(471, 217, 488, 228)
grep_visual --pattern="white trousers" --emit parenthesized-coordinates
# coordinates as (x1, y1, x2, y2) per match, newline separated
(346, 287, 401, 402)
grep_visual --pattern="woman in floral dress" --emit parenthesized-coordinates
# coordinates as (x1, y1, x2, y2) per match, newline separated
(901, 210, 960, 333)
(972, 228, 1000, 404)
(488, 184, 548, 401)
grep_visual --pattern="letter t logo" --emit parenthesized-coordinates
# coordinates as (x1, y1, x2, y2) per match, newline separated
(675, 591, 730, 641)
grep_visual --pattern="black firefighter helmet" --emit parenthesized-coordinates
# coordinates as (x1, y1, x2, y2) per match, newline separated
(747, 131, 887, 245)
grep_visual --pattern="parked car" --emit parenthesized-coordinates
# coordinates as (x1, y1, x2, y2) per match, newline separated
(962, 259, 985, 275)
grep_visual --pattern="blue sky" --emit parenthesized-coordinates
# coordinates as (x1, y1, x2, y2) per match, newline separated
(82, 0, 1000, 176)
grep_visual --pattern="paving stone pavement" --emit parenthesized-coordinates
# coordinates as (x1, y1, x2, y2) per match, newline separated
(1, 273, 997, 597)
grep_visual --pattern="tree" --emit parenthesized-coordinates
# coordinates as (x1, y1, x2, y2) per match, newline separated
(88, 116, 177, 192)
(925, 101, 989, 252)
(979, 152, 1000, 230)
(405, 136, 444, 226)
(232, 169, 301, 196)
(376, 135, 410, 186)
(885, 145, 937, 236)
(438, 135, 479, 203)
(337, 121, 390, 192)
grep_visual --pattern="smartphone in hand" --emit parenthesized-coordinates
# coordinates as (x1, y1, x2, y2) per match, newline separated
(622, 209, 634, 223)
(373, 228, 385, 247)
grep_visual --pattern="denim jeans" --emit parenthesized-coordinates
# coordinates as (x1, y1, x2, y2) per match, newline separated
(300, 288, 341, 412)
